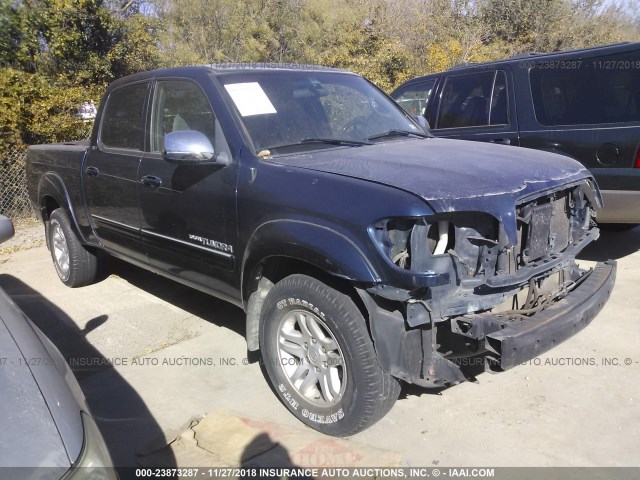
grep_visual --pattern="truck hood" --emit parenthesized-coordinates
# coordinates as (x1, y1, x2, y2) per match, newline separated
(268, 137, 593, 244)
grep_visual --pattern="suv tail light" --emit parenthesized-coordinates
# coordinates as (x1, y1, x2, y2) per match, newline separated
(635, 145, 640, 168)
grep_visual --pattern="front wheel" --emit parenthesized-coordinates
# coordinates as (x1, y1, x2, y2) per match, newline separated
(259, 274, 401, 436)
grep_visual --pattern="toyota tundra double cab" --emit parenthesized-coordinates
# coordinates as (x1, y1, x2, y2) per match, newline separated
(26, 64, 616, 436)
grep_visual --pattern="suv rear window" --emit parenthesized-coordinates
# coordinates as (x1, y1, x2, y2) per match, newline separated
(436, 71, 509, 129)
(530, 51, 640, 126)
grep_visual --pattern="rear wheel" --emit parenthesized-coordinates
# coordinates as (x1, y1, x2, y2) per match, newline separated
(49, 209, 100, 287)
(259, 274, 401, 436)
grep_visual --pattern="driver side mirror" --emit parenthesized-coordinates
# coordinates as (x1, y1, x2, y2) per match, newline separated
(163, 130, 223, 164)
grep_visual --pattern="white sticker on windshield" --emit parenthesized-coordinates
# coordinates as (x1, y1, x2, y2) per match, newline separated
(224, 82, 277, 117)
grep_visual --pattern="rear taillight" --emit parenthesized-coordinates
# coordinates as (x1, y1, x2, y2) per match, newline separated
(635, 145, 640, 168)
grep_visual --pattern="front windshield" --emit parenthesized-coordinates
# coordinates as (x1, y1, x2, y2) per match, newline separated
(218, 70, 423, 153)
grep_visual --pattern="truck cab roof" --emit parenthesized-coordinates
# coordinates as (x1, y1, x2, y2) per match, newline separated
(108, 63, 355, 90)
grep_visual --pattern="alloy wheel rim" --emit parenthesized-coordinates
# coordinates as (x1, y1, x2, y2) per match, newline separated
(52, 221, 70, 279)
(277, 309, 346, 406)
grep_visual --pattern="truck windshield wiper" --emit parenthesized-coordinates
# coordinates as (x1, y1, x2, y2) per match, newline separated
(367, 129, 430, 141)
(300, 137, 373, 146)
(269, 138, 373, 152)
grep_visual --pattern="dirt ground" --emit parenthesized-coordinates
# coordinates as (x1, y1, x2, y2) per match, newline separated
(0, 220, 44, 258)
(0, 222, 638, 473)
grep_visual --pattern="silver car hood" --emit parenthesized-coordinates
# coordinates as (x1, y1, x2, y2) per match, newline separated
(0, 287, 86, 475)
(0, 319, 69, 469)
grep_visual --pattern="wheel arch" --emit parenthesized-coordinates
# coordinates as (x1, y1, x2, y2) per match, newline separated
(37, 173, 86, 246)
(241, 220, 380, 352)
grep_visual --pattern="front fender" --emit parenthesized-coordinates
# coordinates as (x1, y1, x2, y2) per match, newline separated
(241, 218, 383, 352)
(242, 219, 382, 295)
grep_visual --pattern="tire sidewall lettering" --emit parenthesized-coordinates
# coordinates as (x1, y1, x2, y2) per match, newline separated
(278, 382, 345, 423)
(276, 297, 325, 319)
(301, 407, 345, 425)
(278, 383, 300, 411)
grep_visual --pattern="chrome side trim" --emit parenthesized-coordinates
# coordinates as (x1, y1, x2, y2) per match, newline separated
(91, 214, 139, 232)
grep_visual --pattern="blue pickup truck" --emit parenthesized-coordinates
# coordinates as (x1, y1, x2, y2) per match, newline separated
(26, 64, 615, 435)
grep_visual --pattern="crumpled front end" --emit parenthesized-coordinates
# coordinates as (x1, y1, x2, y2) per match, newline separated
(360, 178, 616, 387)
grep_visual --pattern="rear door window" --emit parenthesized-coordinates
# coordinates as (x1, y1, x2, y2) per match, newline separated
(436, 71, 509, 129)
(100, 82, 149, 150)
(530, 51, 640, 126)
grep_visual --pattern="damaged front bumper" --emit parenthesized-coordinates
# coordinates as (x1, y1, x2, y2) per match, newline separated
(358, 260, 616, 388)
(484, 260, 616, 371)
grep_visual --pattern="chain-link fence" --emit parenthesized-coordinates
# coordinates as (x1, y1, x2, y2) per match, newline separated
(0, 145, 36, 222)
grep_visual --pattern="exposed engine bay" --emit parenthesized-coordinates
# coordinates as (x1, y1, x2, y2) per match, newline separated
(359, 179, 615, 388)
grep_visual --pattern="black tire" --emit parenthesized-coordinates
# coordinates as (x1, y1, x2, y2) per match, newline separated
(48, 208, 99, 287)
(598, 223, 638, 232)
(259, 274, 401, 436)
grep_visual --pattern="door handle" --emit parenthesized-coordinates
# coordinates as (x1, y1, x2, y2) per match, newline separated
(488, 138, 511, 145)
(85, 166, 100, 176)
(141, 175, 162, 188)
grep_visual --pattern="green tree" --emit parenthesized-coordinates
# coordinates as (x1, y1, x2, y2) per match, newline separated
(0, 68, 101, 148)
(479, 0, 636, 55)
(0, 0, 161, 147)
(2, 0, 640, 150)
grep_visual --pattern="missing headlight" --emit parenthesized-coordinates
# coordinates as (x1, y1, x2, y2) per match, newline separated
(373, 218, 454, 271)
(372, 214, 497, 275)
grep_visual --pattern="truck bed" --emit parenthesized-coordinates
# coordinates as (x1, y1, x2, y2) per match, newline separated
(26, 140, 90, 229)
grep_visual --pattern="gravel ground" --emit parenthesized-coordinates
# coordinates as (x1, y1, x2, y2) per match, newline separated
(0, 220, 44, 257)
